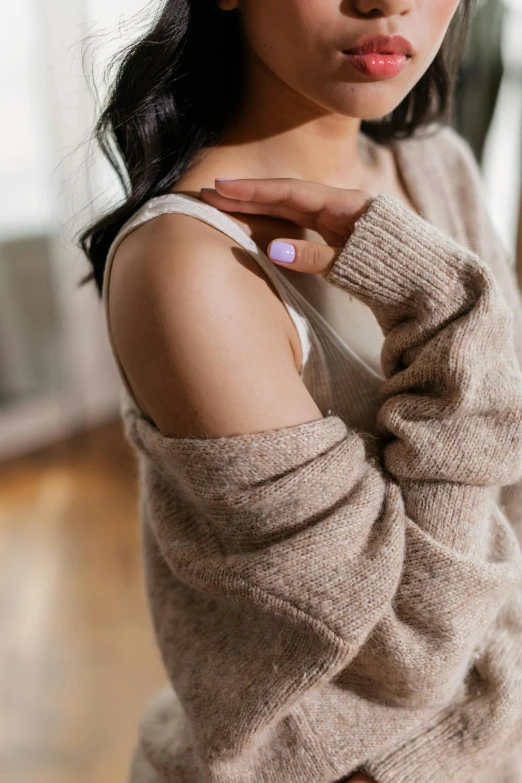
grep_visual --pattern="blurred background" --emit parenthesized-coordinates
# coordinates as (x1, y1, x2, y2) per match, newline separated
(0, 0, 521, 781)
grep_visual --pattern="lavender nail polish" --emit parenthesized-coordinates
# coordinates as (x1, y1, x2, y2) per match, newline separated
(268, 241, 296, 264)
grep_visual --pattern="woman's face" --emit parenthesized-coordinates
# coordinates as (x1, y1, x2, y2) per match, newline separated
(231, 0, 462, 120)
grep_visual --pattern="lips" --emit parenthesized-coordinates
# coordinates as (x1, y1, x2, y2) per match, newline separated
(343, 34, 414, 57)
(343, 52, 410, 79)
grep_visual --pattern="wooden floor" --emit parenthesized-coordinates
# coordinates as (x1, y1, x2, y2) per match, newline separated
(0, 420, 166, 783)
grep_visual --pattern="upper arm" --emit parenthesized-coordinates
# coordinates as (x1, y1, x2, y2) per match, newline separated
(108, 212, 323, 438)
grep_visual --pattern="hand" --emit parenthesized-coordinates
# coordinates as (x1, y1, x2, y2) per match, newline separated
(200, 178, 374, 277)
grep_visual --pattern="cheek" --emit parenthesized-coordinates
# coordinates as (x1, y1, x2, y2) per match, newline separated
(240, 0, 295, 54)
(420, 0, 463, 57)
(240, 0, 336, 77)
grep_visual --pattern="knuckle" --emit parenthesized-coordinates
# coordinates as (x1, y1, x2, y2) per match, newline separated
(305, 243, 322, 271)
(281, 184, 293, 207)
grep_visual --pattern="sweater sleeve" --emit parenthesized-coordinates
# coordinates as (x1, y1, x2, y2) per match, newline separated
(325, 193, 522, 781)
(345, 135, 522, 783)
(126, 192, 522, 783)
(440, 126, 522, 538)
(324, 191, 522, 705)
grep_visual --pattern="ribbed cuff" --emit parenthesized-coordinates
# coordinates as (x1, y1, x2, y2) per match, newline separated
(324, 192, 483, 325)
(361, 706, 477, 783)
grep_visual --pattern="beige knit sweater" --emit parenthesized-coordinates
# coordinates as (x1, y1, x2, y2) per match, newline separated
(115, 131, 522, 783)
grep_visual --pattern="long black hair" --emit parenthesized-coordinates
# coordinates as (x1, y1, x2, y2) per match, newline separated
(79, 0, 476, 295)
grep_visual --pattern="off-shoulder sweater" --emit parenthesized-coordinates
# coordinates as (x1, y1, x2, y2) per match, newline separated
(103, 125, 522, 783)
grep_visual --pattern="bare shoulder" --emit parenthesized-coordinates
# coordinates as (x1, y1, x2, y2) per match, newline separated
(108, 210, 321, 438)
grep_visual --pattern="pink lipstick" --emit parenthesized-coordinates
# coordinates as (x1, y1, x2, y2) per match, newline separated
(343, 35, 414, 80)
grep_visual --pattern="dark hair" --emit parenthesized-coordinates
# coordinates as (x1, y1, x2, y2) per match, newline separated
(79, 0, 476, 295)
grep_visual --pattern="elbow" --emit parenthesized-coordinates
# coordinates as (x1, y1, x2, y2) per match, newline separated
(339, 621, 480, 709)
(381, 654, 473, 709)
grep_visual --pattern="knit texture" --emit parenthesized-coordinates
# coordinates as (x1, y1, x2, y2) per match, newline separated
(104, 125, 522, 783)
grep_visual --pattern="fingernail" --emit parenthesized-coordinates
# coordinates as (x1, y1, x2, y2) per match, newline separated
(215, 178, 233, 182)
(268, 241, 295, 264)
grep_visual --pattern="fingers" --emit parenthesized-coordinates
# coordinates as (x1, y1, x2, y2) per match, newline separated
(267, 238, 340, 277)
(199, 188, 315, 229)
(212, 177, 330, 214)
(199, 178, 373, 246)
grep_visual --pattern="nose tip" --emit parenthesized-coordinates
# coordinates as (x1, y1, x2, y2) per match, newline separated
(354, 0, 414, 18)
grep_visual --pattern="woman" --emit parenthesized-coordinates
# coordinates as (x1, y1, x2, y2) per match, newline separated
(80, 1, 522, 781)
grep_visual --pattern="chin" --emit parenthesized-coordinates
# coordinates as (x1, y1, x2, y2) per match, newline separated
(324, 87, 409, 123)
(300, 70, 417, 121)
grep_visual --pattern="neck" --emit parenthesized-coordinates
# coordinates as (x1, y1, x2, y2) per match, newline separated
(215, 50, 377, 188)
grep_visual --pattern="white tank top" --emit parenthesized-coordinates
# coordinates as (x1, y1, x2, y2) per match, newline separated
(102, 193, 386, 435)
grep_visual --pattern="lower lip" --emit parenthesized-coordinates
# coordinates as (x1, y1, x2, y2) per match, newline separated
(343, 52, 411, 79)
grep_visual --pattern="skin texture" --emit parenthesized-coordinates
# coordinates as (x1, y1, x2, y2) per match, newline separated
(108, 3, 464, 779)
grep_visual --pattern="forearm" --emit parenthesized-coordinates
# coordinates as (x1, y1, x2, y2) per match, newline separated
(322, 193, 522, 703)
(310, 192, 522, 781)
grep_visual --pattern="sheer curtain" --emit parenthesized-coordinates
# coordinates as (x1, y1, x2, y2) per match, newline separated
(0, 0, 146, 457)
(0, 0, 55, 399)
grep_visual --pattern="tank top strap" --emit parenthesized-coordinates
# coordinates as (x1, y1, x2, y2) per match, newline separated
(102, 193, 313, 420)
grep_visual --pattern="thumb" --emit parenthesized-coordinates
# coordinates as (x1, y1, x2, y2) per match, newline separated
(267, 238, 341, 276)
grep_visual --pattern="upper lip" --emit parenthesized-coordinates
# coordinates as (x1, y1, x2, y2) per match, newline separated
(344, 35, 414, 56)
